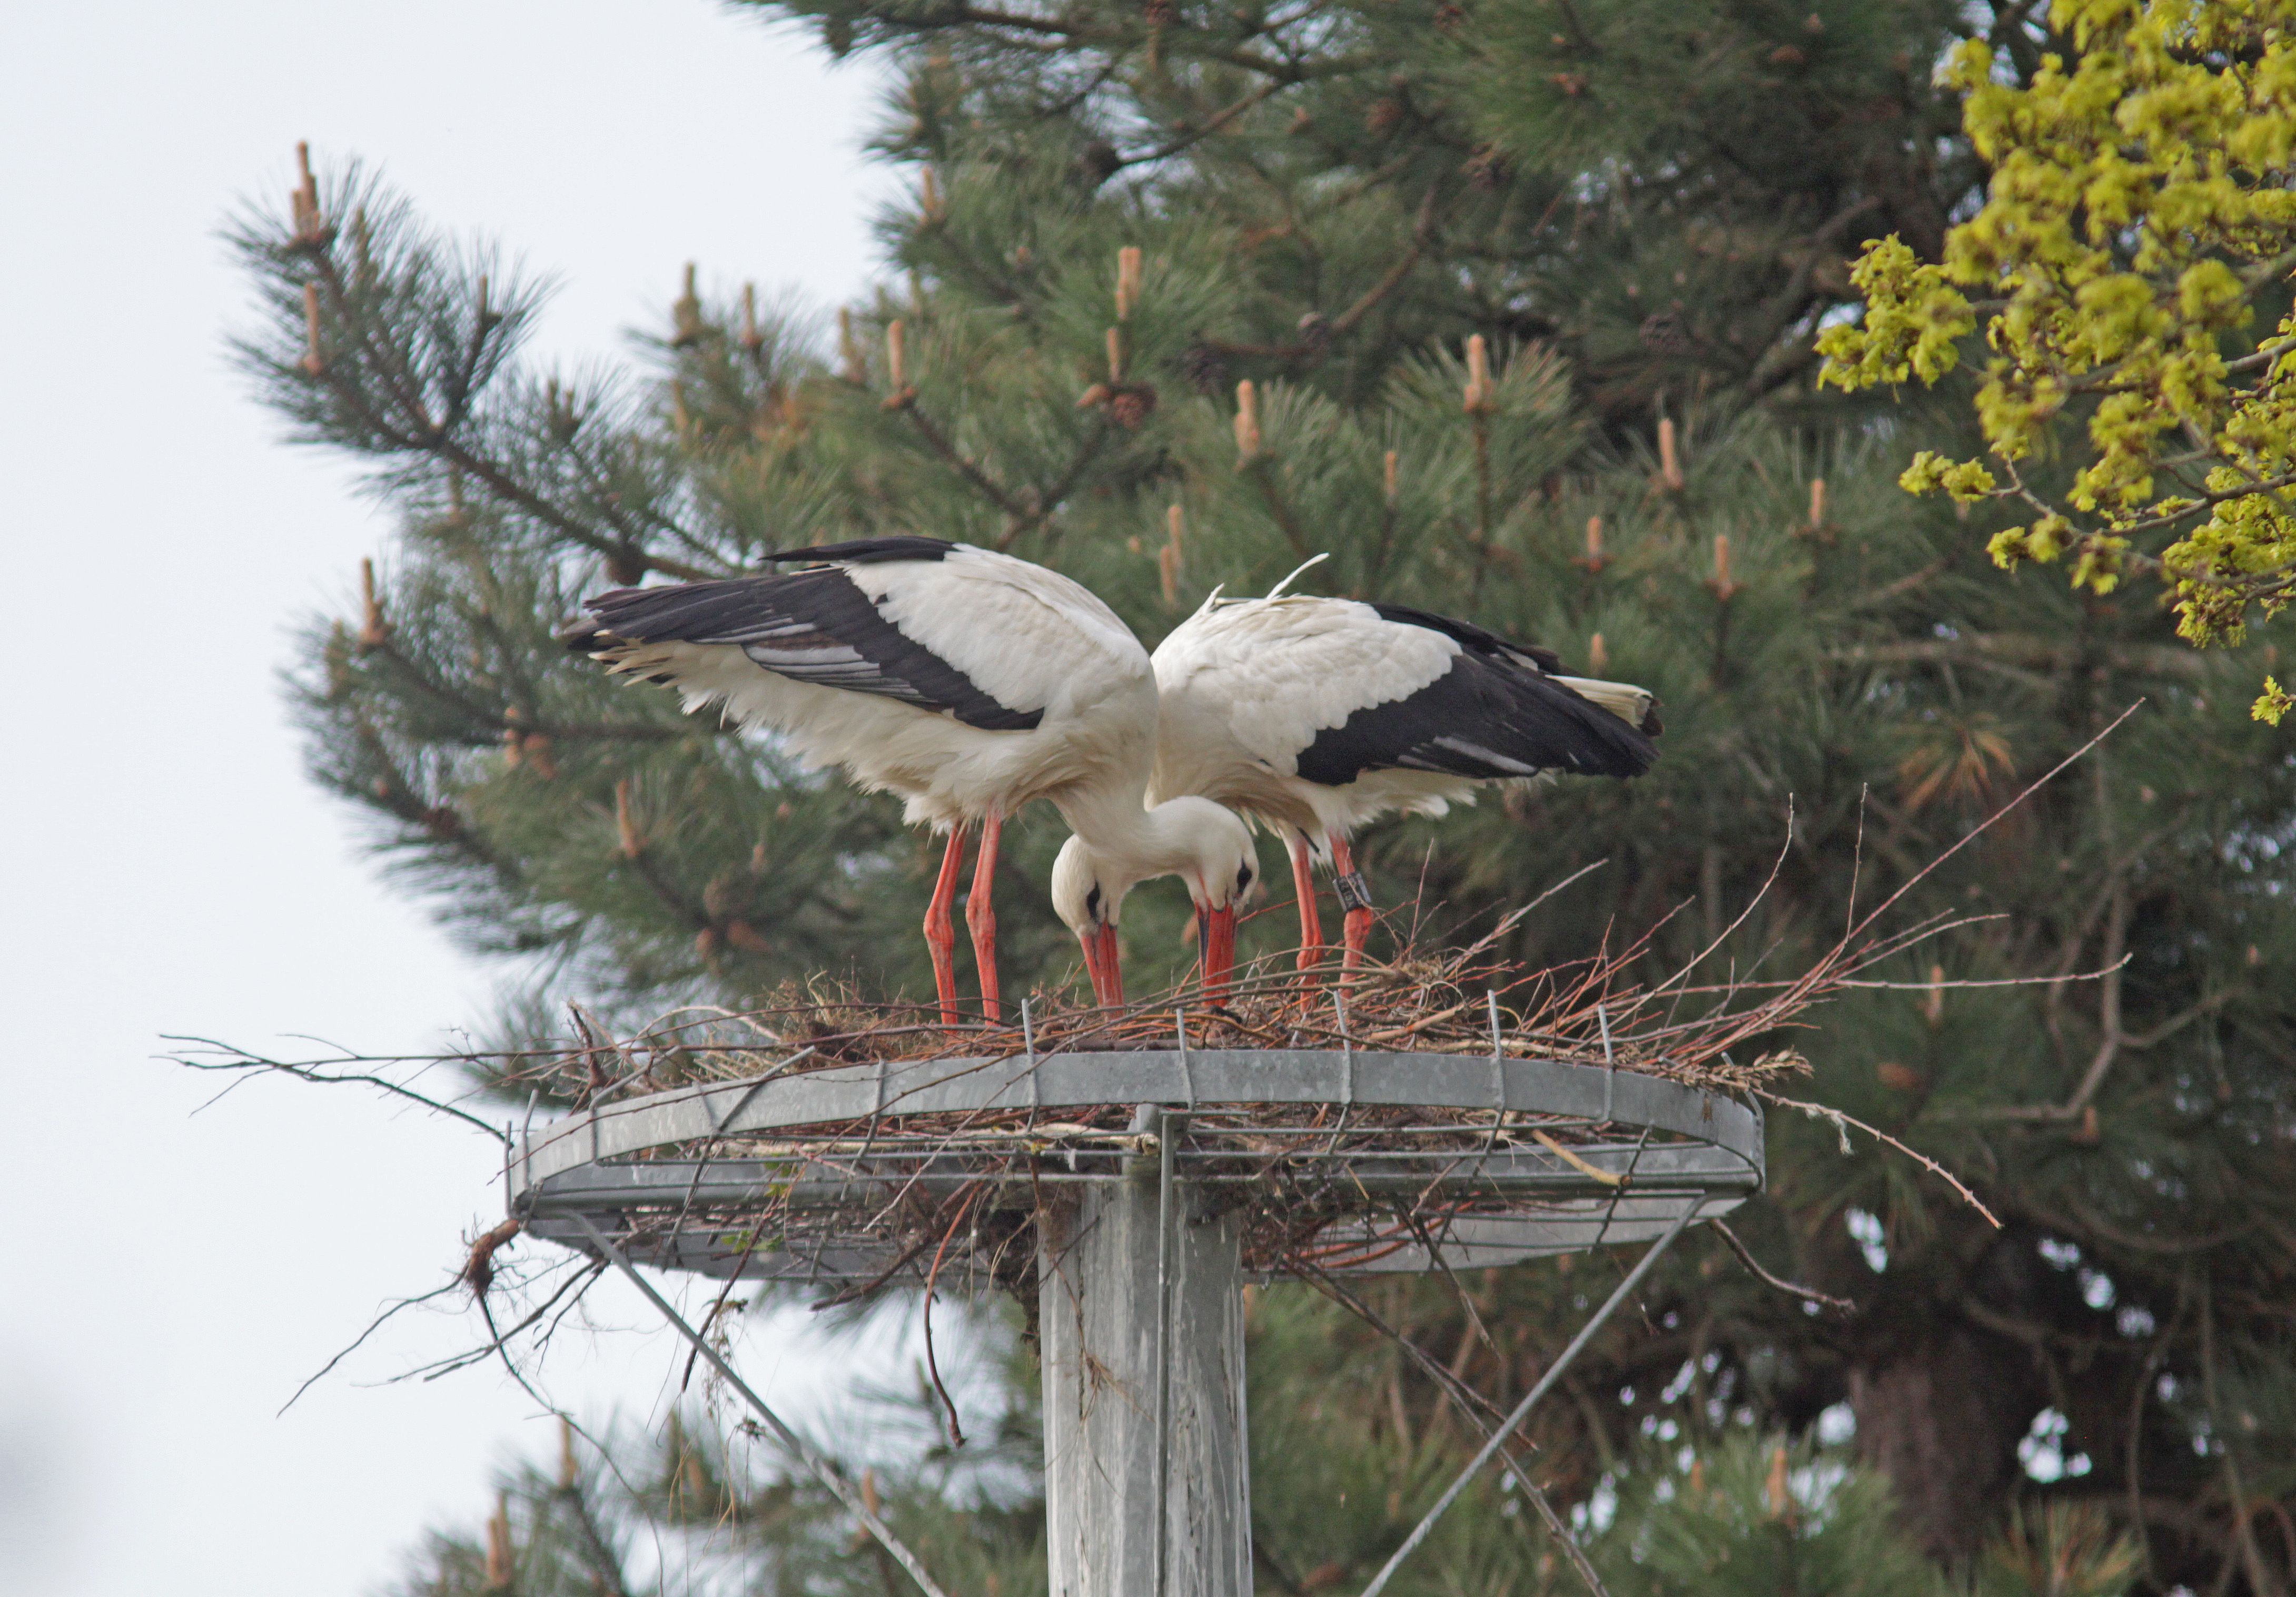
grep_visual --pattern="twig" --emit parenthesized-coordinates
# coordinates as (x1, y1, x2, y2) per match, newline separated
(406, 1260, 608, 1382)
(167, 1039, 511, 1144)
(278, 1280, 464, 1415)
(1852, 700, 2144, 947)
(921, 1184, 985, 1446)
(1532, 1130, 1624, 1187)
(1710, 1220, 1853, 1313)
(1757, 1090, 2001, 1227)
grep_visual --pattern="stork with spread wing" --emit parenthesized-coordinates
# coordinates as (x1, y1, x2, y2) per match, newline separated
(1115, 561, 1661, 973)
(567, 538, 1254, 1019)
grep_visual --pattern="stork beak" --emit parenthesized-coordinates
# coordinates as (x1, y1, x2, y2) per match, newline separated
(1202, 903, 1238, 1003)
(1080, 922, 1124, 1008)
(1097, 921, 1124, 1006)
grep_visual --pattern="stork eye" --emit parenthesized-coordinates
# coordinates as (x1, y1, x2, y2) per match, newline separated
(1236, 864, 1254, 892)
(1085, 884, 1102, 918)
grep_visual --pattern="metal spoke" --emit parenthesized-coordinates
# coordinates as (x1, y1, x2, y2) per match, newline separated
(572, 1214, 955, 1597)
(1354, 1200, 1702, 1597)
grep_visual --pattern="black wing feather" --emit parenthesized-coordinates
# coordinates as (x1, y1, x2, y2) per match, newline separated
(567, 568, 1043, 732)
(761, 536, 958, 565)
(1368, 603, 1562, 674)
(1294, 609, 1654, 786)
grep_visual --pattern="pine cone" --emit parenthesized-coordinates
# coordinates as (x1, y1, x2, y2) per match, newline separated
(1295, 312, 1333, 358)
(702, 873, 747, 919)
(1464, 144, 1512, 190)
(1179, 340, 1231, 397)
(1364, 97, 1405, 136)
(1078, 140, 1122, 187)
(1638, 311, 1694, 356)
(1110, 385, 1159, 429)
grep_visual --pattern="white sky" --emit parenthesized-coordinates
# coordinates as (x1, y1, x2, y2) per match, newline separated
(0, 5, 914, 1592)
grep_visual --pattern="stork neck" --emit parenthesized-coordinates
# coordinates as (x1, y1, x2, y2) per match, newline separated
(1055, 777, 1201, 877)
(1055, 774, 1152, 853)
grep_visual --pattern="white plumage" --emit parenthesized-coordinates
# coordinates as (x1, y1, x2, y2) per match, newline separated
(1145, 568, 1661, 971)
(568, 537, 1253, 1018)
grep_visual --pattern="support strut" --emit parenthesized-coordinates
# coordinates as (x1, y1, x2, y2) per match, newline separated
(1354, 1200, 1702, 1597)
(573, 1215, 954, 1597)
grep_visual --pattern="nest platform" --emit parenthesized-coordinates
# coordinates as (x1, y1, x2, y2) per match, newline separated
(512, 1041, 1763, 1287)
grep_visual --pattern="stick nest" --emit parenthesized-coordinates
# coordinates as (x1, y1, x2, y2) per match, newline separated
(504, 909, 1832, 1294)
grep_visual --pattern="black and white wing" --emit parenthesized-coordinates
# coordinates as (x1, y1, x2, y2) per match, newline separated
(1159, 596, 1658, 786)
(565, 538, 1045, 731)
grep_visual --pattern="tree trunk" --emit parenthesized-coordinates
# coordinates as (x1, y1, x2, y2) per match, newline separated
(1849, 1324, 2039, 1559)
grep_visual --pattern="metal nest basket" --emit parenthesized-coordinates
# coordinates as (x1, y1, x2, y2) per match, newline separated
(512, 1001, 1764, 1292)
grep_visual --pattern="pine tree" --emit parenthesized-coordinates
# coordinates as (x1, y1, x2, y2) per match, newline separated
(380, 1357, 2145, 1597)
(374, 1397, 1051, 1597)
(234, 1, 2296, 1588)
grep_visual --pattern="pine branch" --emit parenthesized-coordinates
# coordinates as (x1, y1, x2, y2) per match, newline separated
(885, 389, 1033, 522)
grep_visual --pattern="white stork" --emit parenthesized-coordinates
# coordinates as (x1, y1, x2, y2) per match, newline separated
(1143, 565, 1661, 971)
(565, 537, 1256, 1021)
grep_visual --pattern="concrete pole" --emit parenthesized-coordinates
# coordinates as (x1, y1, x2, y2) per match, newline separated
(1037, 1117, 1251, 1597)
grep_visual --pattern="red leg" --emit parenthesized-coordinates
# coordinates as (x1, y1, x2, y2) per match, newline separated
(924, 826, 967, 1026)
(1289, 830, 1325, 979)
(1330, 831, 1373, 972)
(965, 811, 1003, 1023)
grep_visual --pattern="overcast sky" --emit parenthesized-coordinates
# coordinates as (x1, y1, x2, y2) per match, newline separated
(0, 5, 909, 1592)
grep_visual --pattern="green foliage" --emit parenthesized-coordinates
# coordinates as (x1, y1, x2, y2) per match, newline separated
(376, 1398, 1049, 1597)
(384, 1382, 2150, 1597)
(1591, 1434, 1948, 1597)
(1819, 0, 2296, 717)
(1972, 1503, 2145, 1597)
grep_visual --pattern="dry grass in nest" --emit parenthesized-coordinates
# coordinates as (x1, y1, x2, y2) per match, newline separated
(511, 882, 1830, 1114)
(493, 888, 1840, 1297)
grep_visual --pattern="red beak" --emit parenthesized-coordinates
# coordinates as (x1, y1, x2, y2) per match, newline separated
(1079, 922, 1124, 1008)
(1202, 903, 1237, 1002)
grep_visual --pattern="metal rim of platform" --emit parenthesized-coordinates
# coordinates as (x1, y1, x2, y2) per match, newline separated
(512, 1042, 1763, 1281)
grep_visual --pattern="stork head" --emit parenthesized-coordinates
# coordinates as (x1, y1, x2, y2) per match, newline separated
(1051, 835, 1127, 1008)
(1051, 799, 1260, 1007)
